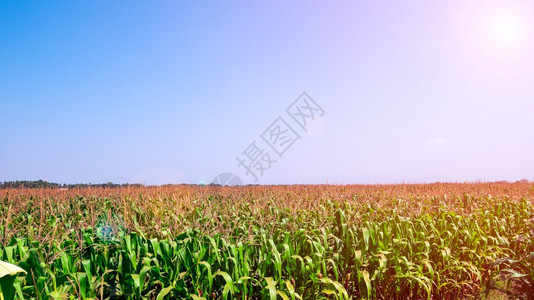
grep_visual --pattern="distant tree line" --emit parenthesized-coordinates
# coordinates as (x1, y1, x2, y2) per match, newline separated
(0, 180, 144, 189)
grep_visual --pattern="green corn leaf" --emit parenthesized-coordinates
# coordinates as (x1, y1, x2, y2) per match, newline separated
(285, 279, 296, 300)
(264, 277, 277, 300)
(214, 271, 234, 299)
(362, 270, 372, 299)
(199, 261, 213, 292)
(277, 290, 289, 300)
(0, 261, 26, 278)
(0, 261, 25, 300)
(156, 285, 173, 300)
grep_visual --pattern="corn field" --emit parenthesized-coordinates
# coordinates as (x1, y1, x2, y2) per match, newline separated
(0, 183, 533, 299)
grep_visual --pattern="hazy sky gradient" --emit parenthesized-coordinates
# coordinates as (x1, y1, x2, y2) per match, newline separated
(1, 1, 533, 185)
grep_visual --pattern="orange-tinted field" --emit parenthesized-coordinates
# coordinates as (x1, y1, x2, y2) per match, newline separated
(1, 182, 533, 299)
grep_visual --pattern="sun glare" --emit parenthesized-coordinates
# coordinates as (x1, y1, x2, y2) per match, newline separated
(463, 0, 534, 75)
(492, 15, 524, 47)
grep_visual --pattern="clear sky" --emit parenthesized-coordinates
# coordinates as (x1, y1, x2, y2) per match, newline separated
(1, 0, 533, 185)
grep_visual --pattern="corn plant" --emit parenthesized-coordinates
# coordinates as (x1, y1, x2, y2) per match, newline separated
(0, 183, 532, 298)
(0, 260, 26, 300)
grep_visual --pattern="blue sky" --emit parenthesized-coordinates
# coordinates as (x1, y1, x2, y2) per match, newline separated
(1, 0, 533, 185)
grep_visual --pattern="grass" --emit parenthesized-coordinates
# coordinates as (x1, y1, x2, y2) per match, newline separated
(0, 182, 533, 299)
